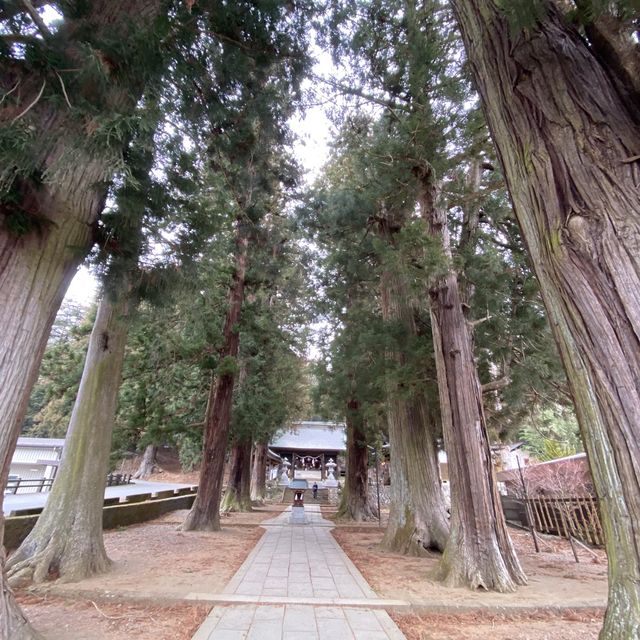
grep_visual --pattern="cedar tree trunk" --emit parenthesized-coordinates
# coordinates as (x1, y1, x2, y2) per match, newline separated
(377, 217, 450, 554)
(133, 444, 158, 480)
(251, 442, 268, 503)
(7, 290, 131, 587)
(183, 224, 250, 531)
(417, 165, 526, 591)
(0, 3, 163, 635)
(337, 398, 377, 521)
(221, 440, 253, 512)
(451, 0, 640, 630)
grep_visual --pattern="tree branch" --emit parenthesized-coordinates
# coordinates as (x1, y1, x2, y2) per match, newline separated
(310, 74, 409, 113)
(0, 80, 20, 106)
(482, 376, 511, 394)
(11, 78, 46, 124)
(468, 313, 492, 329)
(20, 0, 52, 38)
(0, 33, 40, 45)
(55, 71, 72, 109)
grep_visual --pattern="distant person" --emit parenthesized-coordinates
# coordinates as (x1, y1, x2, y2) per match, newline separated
(312, 482, 318, 499)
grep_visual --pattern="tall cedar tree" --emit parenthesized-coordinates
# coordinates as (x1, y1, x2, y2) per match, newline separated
(324, 0, 534, 580)
(303, 128, 448, 537)
(418, 164, 526, 589)
(181, 1, 309, 531)
(226, 217, 311, 509)
(450, 0, 640, 633)
(302, 161, 388, 523)
(375, 210, 450, 553)
(6, 115, 162, 587)
(0, 3, 175, 636)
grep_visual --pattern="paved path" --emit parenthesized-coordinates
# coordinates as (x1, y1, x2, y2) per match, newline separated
(191, 504, 406, 640)
(3, 480, 194, 515)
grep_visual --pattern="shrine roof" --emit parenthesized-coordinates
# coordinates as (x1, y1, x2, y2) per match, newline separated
(270, 421, 346, 452)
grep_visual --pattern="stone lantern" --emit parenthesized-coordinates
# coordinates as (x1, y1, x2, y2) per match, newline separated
(325, 457, 338, 487)
(279, 456, 291, 486)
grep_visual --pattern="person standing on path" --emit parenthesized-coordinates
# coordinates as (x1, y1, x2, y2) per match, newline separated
(312, 482, 318, 500)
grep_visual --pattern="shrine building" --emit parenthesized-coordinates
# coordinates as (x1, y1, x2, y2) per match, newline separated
(270, 421, 346, 482)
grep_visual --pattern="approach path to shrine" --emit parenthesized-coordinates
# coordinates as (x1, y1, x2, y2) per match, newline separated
(190, 504, 407, 639)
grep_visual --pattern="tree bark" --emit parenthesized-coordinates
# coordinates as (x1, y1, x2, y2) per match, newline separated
(221, 440, 253, 512)
(250, 442, 268, 503)
(450, 0, 640, 630)
(417, 164, 526, 591)
(0, 3, 163, 635)
(6, 290, 131, 587)
(573, 2, 640, 110)
(377, 218, 450, 555)
(183, 224, 250, 531)
(337, 398, 378, 521)
(133, 443, 159, 480)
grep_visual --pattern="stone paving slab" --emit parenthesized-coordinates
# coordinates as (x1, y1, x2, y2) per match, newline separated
(192, 604, 406, 640)
(223, 506, 377, 600)
(192, 505, 407, 640)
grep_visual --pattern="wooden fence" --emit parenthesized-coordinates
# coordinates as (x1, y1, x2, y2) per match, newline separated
(526, 495, 604, 547)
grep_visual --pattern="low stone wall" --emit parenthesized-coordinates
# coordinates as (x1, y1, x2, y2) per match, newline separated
(4, 491, 197, 551)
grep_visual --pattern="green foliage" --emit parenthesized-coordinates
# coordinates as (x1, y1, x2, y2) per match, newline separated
(21, 301, 94, 437)
(494, 0, 548, 33)
(230, 214, 313, 446)
(217, 355, 239, 377)
(175, 432, 203, 472)
(305, 0, 573, 450)
(519, 406, 582, 461)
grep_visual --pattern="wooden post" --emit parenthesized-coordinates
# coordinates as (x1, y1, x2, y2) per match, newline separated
(517, 457, 540, 552)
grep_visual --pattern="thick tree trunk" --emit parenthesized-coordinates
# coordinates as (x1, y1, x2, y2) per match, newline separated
(251, 442, 268, 503)
(337, 398, 377, 521)
(7, 291, 131, 587)
(0, 212, 85, 640)
(133, 444, 159, 480)
(0, 4, 164, 635)
(221, 440, 253, 512)
(451, 0, 640, 631)
(183, 225, 250, 531)
(377, 220, 450, 554)
(381, 383, 450, 554)
(417, 165, 526, 591)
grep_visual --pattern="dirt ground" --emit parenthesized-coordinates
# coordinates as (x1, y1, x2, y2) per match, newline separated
(391, 609, 604, 640)
(14, 498, 610, 640)
(117, 447, 201, 485)
(19, 595, 210, 640)
(17, 504, 285, 639)
(327, 507, 607, 639)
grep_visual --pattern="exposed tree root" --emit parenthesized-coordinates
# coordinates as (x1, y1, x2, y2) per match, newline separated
(7, 530, 111, 587)
(336, 494, 378, 522)
(1, 557, 44, 640)
(220, 489, 253, 513)
(133, 444, 160, 480)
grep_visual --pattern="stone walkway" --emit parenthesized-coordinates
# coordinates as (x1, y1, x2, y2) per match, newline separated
(191, 505, 407, 640)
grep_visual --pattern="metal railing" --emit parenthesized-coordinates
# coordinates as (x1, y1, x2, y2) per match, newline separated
(5, 478, 54, 494)
(5, 472, 133, 495)
(106, 473, 133, 487)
